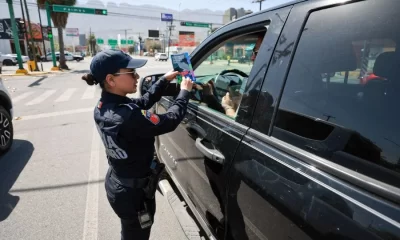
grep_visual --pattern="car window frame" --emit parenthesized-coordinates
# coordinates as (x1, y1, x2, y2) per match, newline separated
(165, 6, 293, 129)
(253, 0, 400, 203)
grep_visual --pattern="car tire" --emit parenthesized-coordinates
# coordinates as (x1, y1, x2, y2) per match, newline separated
(3, 59, 13, 66)
(0, 106, 13, 155)
(76, 59, 81, 62)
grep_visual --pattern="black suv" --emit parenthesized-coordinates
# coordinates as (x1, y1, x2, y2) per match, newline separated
(140, 0, 400, 239)
(0, 76, 14, 154)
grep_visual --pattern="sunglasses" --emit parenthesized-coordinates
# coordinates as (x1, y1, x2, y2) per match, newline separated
(113, 69, 138, 78)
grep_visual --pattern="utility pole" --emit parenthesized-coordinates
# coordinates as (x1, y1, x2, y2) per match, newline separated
(89, 27, 92, 55)
(252, 0, 265, 11)
(37, 5, 46, 61)
(166, 21, 175, 58)
(23, 0, 39, 71)
(19, 0, 29, 56)
(45, 1, 58, 71)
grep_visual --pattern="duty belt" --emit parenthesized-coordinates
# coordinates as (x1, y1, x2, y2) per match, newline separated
(108, 168, 150, 189)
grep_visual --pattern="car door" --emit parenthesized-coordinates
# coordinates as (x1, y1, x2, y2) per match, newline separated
(156, 6, 292, 239)
(228, 0, 400, 239)
(66, 53, 73, 61)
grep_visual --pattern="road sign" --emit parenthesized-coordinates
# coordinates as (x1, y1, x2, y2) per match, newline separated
(127, 40, 134, 44)
(66, 28, 79, 36)
(97, 38, 104, 44)
(121, 39, 127, 44)
(0, 18, 24, 39)
(108, 39, 117, 45)
(161, 13, 173, 22)
(52, 5, 107, 15)
(180, 21, 210, 28)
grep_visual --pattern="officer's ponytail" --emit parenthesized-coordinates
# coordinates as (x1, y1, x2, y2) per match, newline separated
(81, 73, 98, 86)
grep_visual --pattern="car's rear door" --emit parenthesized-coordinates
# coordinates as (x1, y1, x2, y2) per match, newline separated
(228, 0, 400, 239)
(156, 6, 292, 239)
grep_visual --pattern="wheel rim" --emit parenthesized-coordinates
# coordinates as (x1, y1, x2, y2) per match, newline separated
(0, 112, 11, 147)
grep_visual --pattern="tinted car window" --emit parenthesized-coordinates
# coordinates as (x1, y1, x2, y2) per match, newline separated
(272, 1, 400, 187)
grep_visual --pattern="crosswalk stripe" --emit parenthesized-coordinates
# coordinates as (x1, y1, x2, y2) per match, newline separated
(55, 88, 77, 102)
(25, 90, 57, 105)
(12, 91, 34, 103)
(82, 86, 96, 99)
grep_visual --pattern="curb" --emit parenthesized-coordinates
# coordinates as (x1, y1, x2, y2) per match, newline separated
(0, 70, 70, 77)
(158, 179, 205, 240)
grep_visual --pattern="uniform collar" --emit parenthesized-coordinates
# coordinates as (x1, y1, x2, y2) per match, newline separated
(101, 91, 130, 103)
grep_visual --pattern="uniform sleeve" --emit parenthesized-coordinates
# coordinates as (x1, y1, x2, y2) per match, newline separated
(131, 76, 169, 110)
(125, 89, 190, 137)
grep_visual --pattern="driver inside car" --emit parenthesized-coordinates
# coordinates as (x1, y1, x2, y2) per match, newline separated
(192, 32, 265, 118)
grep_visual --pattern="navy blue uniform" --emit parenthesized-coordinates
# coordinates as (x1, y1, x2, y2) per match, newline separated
(94, 77, 189, 239)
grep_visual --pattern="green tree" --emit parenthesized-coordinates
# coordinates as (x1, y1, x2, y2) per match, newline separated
(150, 43, 162, 51)
(37, 0, 76, 70)
(87, 34, 97, 56)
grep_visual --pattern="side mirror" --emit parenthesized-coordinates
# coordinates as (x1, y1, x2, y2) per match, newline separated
(138, 74, 181, 97)
(138, 74, 164, 97)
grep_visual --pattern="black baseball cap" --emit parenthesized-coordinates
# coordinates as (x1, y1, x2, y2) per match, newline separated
(90, 49, 147, 84)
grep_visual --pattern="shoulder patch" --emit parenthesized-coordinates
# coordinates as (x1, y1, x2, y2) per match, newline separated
(97, 101, 103, 109)
(141, 110, 160, 125)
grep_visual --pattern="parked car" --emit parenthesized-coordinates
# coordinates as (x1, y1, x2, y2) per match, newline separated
(0, 52, 17, 66)
(139, 0, 400, 239)
(41, 52, 83, 62)
(0, 76, 14, 154)
(69, 52, 84, 62)
(155, 53, 168, 61)
(7, 54, 29, 63)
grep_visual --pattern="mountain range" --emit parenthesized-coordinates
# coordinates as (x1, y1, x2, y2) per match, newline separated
(0, 0, 227, 44)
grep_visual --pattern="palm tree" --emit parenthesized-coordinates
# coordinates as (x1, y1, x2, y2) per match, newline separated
(87, 34, 96, 56)
(37, 0, 76, 70)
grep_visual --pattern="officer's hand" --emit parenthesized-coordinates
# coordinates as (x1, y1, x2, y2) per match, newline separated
(163, 70, 179, 81)
(180, 77, 193, 92)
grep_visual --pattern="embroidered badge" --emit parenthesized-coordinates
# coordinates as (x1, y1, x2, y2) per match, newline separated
(97, 101, 103, 109)
(141, 110, 160, 125)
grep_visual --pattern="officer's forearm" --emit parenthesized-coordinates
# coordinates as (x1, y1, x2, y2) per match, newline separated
(133, 77, 168, 109)
(156, 90, 190, 134)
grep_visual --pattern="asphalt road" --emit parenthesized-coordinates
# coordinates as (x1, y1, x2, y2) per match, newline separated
(0, 57, 190, 240)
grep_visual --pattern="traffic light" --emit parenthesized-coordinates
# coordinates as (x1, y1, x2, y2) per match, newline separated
(47, 26, 53, 39)
(94, 9, 107, 15)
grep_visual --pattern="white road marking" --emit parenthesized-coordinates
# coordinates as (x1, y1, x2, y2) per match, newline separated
(12, 91, 34, 103)
(55, 88, 77, 102)
(82, 86, 96, 99)
(82, 124, 100, 240)
(15, 107, 93, 121)
(25, 90, 57, 105)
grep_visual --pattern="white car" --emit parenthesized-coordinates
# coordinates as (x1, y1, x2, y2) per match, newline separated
(155, 53, 168, 61)
(6, 54, 29, 63)
(0, 52, 17, 66)
(43, 52, 74, 61)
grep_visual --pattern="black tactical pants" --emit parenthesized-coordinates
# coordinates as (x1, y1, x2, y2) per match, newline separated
(105, 169, 156, 240)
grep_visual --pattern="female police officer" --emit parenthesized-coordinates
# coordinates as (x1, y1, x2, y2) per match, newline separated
(81, 49, 193, 240)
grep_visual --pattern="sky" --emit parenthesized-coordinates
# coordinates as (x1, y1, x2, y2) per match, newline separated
(80, 0, 290, 13)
